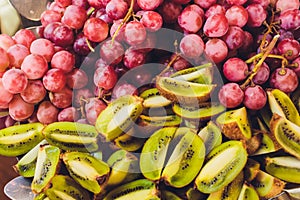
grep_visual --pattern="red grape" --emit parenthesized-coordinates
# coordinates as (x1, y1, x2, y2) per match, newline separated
(223, 57, 248, 82)
(140, 11, 163, 32)
(43, 22, 62, 41)
(157, 1, 182, 24)
(172, 0, 191, 4)
(112, 83, 138, 99)
(205, 38, 228, 64)
(94, 65, 118, 90)
(49, 87, 73, 109)
(110, 19, 126, 42)
(0, 47, 9, 72)
(100, 40, 125, 65)
(222, 25, 245, 50)
(66, 68, 88, 89)
(123, 47, 146, 69)
(72, 0, 89, 9)
(205, 4, 226, 19)
(276, 0, 299, 12)
(84, 98, 107, 125)
(218, 83, 244, 108)
(0, 78, 13, 107)
(106, 0, 128, 20)
(73, 88, 94, 107)
(83, 17, 109, 42)
(172, 56, 192, 71)
(133, 32, 157, 53)
(225, 5, 248, 27)
(9, 95, 34, 121)
(180, 34, 204, 59)
(226, 0, 247, 5)
(277, 38, 300, 60)
(51, 24, 75, 47)
(292, 57, 300, 77)
(7, 44, 30, 68)
(58, 107, 80, 122)
(239, 31, 254, 54)
(203, 13, 229, 37)
(124, 21, 147, 45)
(51, 50, 75, 73)
(20, 80, 46, 104)
(73, 33, 97, 56)
(137, 0, 162, 11)
(13, 29, 36, 49)
(243, 85, 267, 110)
(194, 0, 216, 9)
(246, 4, 267, 27)
(2, 69, 28, 94)
(43, 68, 67, 92)
(270, 68, 298, 93)
(40, 10, 62, 27)
(248, 0, 270, 9)
(0, 34, 15, 51)
(87, 0, 110, 9)
(279, 9, 300, 31)
(178, 5, 203, 33)
(249, 62, 270, 85)
(21, 54, 48, 80)
(37, 101, 59, 124)
(48, 2, 66, 13)
(55, 0, 72, 7)
(4, 115, 16, 128)
(62, 5, 87, 29)
(30, 38, 55, 62)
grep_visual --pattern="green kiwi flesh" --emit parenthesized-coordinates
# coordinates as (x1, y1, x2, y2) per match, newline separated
(216, 107, 251, 140)
(265, 156, 300, 184)
(198, 121, 222, 155)
(0, 122, 44, 156)
(252, 131, 281, 155)
(172, 103, 225, 120)
(237, 183, 259, 200)
(140, 88, 171, 108)
(96, 95, 144, 141)
(62, 151, 110, 194)
(103, 179, 158, 200)
(114, 132, 146, 152)
(139, 114, 182, 127)
(270, 114, 300, 159)
(161, 190, 181, 200)
(43, 122, 98, 152)
(195, 141, 248, 194)
(162, 127, 206, 188)
(31, 145, 61, 194)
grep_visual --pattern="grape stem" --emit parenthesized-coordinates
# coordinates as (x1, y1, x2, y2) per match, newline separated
(111, 0, 135, 44)
(241, 34, 280, 89)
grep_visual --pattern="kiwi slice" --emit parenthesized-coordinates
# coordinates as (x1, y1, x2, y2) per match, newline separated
(139, 114, 182, 127)
(156, 76, 216, 105)
(198, 121, 222, 155)
(103, 179, 159, 200)
(114, 128, 146, 152)
(238, 183, 259, 200)
(244, 158, 260, 182)
(172, 103, 225, 120)
(270, 114, 300, 159)
(186, 187, 207, 200)
(162, 127, 206, 188)
(43, 122, 98, 152)
(161, 190, 181, 200)
(242, 134, 262, 155)
(140, 88, 171, 108)
(96, 95, 144, 141)
(216, 107, 251, 140)
(252, 131, 281, 155)
(14, 140, 48, 177)
(140, 127, 177, 181)
(265, 156, 300, 184)
(62, 151, 110, 194)
(195, 141, 248, 194)
(46, 175, 91, 200)
(251, 170, 285, 199)
(0, 122, 44, 156)
(31, 145, 61, 194)
(34, 193, 48, 200)
(170, 63, 213, 84)
(267, 89, 300, 126)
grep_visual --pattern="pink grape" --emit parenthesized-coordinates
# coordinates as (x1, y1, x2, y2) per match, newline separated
(137, 0, 161, 11)
(9, 95, 34, 121)
(0, 78, 13, 107)
(239, 31, 254, 53)
(7, 44, 30, 68)
(277, 38, 300, 60)
(100, 40, 125, 65)
(88, 0, 110, 9)
(84, 98, 107, 125)
(21, 54, 48, 80)
(62, 5, 87, 29)
(13, 29, 36, 49)
(123, 48, 146, 69)
(55, 0, 72, 7)
(72, 0, 89, 9)
(94, 65, 118, 90)
(172, 0, 191, 4)
(40, 10, 62, 27)
(205, 38, 228, 64)
(110, 19, 126, 42)
(226, 0, 247, 5)
(205, 4, 226, 19)
(203, 13, 229, 37)
(246, 4, 267, 27)
(140, 11, 163, 32)
(133, 32, 157, 53)
(178, 5, 203, 33)
(48, 2, 65, 13)
(172, 55, 192, 71)
(43, 22, 62, 41)
(222, 26, 245, 50)
(194, 0, 216, 9)
(218, 83, 244, 108)
(249, 62, 270, 85)
(58, 107, 80, 122)
(112, 83, 138, 99)
(292, 57, 300, 77)
(4, 115, 16, 127)
(279, 9, 300, 31)
(124, 21, 147, 45)
(157, 1, 182, 24)
(37, 101, 59, 124)
(73, 88, 93, 107)
(276, 0, 299, 12)
(43, 68, 67, 92)
(66, 68, 88, 89)
(51, 24, 75, 47)
(83, 17, 109, 42)
(51, 50, 75, 73)
(270, 68, 299, 93)
(30, 38, 55, 62)
(248, 0, 270, 9)
(243, 85, 267, 110)
(225, 5, 248, 27)
(73, 33, 97, 56)
(2, 69, 28, 94)
(223, 57, 248, 82)
(0, 34, 15, 51)
(49, 87, 73, 109)
(0, 47, 9, 72)
(180, 34, 204, 59)
(20, 80, 46, 104)
(106, 0, 128, 20)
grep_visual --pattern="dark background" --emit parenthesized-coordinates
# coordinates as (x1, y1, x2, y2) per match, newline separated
(0, 156, 18, 200)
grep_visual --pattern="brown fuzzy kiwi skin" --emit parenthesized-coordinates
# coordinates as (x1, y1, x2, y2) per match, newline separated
(241, 134, 262, 155)
(219, 121, 249, 140)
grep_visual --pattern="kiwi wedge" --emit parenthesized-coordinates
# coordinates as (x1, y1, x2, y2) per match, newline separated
(238, 183, 259, 200)
(198, 121, 222, 155)
(140, 88, 171, 108)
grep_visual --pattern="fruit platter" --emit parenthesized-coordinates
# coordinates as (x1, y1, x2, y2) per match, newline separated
(0, 0, 299, 199)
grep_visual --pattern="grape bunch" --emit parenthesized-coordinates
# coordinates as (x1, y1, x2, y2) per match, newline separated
(0, 0, 299, 129)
